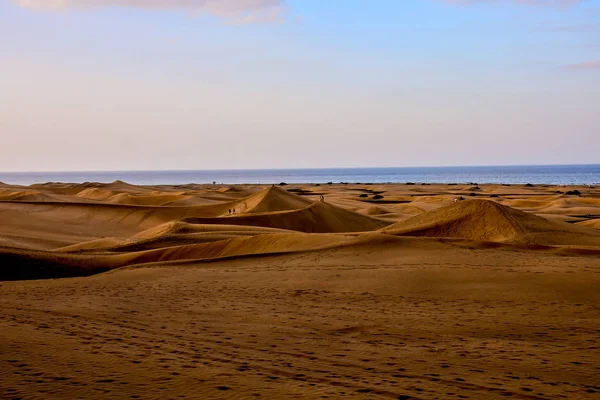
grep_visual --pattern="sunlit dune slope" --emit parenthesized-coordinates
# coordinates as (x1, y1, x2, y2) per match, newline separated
(381, 199, 600, 246)
(577, 218, 600, 229)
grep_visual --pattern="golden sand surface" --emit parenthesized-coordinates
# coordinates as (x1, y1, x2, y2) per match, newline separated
(1, 182, 599, 399)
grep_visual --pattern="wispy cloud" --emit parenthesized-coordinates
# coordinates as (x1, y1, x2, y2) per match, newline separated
(566, 60, 600, 70)
(12, 0, 287, 23)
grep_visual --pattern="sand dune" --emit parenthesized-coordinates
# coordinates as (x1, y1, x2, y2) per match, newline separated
(1, 183, 597, 281)
(134, 220, 292, 240)
(74, 187, 211, 206)
(0, 188, 95, 203)
(0, 230, 406, 280)
(1, 182, 600, 399)
(230, 185, 314, 213)
(57, 222, 295, 252)
(184, 201, 391, 233)
(183, 185, 316, 216)
(365, 205, 392, 216)
(105, 192, 194, 206)
(0, 190, 55, 202)
(75, 187, 119, 201)
(102, 179, 156, 193)
(382, 199, 600, 245)
(216, 186, 251, 194)
(577, 218, 600, 229)
(1, 182, 598, 257)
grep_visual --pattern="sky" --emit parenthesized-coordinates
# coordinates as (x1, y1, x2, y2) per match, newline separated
(0, 0, 598, 171)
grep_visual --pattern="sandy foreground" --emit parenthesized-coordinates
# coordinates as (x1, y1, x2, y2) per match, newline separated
(0, 181, 599, 399)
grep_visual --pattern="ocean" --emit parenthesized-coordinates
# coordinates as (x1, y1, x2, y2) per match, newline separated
(1, 165, 599, 186)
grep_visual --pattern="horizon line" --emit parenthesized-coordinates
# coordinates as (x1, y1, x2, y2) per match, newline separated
(1, 163, 599, 174)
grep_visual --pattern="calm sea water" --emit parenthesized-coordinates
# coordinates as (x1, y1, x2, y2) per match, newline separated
(1, 165, 599, 186)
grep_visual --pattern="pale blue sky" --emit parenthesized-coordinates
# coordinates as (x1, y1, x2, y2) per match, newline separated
(1, 0, 598, 171)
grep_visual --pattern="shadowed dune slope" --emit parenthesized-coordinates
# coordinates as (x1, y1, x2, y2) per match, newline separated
(185, 201, 391, 233)
(382, 199, 600, 246)
(0, 247, 117, 281)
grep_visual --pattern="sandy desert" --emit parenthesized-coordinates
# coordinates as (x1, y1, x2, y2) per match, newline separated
(1, 181, 599, 399)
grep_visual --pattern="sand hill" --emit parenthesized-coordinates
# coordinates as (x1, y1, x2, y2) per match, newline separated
(229, 185, 314, 214)
(56, 222, 295, 253)
(0, 190, 55, 202)
(185, 201, 391, 233)
(382, 199, 600, 246)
